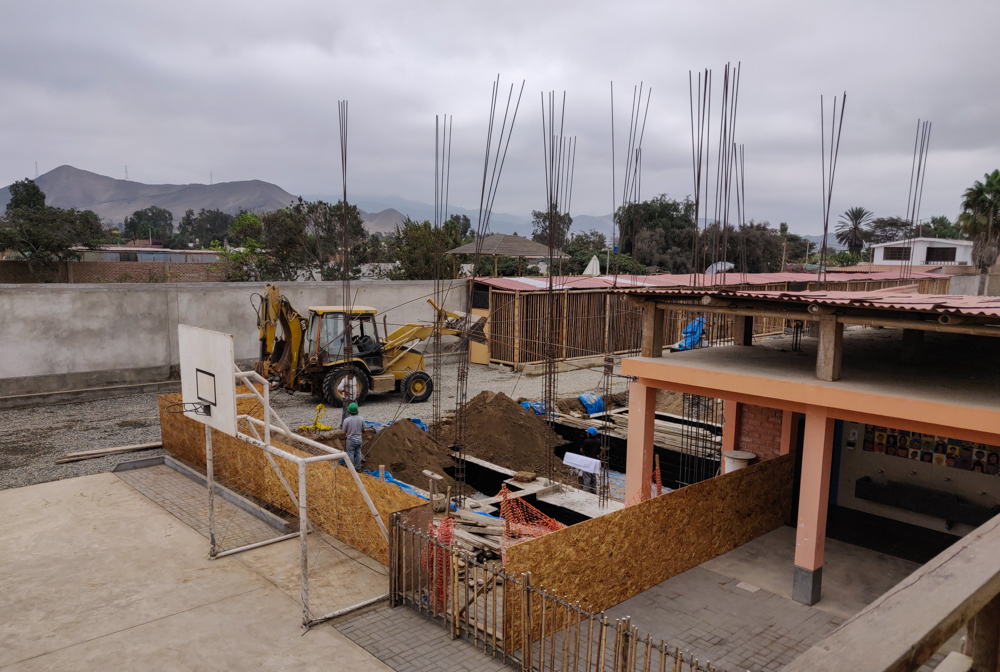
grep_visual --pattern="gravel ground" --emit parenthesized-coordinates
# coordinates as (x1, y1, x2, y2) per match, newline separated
(0, 360, 630, 492)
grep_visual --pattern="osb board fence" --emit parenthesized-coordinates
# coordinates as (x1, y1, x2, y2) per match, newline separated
(157, 392, 423, 564)
(504, 453, 795, 615)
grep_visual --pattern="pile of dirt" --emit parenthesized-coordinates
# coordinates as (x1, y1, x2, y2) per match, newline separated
(440, 391, 569, 478)
(656, 389, 685, 415)
(320, 421, 459, 491)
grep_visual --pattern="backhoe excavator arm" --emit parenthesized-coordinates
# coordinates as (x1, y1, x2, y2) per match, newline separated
(254, 284, 309, 389)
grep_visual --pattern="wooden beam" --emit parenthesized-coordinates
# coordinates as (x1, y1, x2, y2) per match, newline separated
(733, 315, 754, 346)
(816, 314, 843, 382)
(640, 304, 665, 357)
(55, 442, 162, 464)
(654, 301, 815, 322)
(839, 316, 1000, 338)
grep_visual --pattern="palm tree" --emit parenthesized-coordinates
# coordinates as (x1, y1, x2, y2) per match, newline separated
(835, 207, 873, 255)
(958, 170, 1000, 294)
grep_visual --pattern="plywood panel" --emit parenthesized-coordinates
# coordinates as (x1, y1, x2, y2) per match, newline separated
(158, 393, 423, 565)
(504, 454, 794, 613)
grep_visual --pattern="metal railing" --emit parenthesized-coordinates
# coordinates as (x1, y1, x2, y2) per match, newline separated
(390, 515, 725, 672)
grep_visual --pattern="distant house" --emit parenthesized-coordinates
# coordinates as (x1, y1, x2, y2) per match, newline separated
(76, 246, 219, 264)
(869, 238, 973, 267)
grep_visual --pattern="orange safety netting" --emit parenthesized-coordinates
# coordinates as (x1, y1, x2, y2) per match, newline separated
(498, 484, 566, 542)
(423, 517, 453, 611)
(623, 465, 664, 507)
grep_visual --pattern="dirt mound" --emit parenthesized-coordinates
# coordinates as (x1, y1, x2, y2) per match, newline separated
(656, 389, 685, 415)
(321, 420, 459, 491)
(440, 391, 568, 477)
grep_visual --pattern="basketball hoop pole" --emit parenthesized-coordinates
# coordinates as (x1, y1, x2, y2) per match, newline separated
(206, 423, 216, 558)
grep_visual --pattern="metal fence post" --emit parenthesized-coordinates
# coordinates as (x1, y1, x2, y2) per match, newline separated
(205, 424, 216, 558)
(298, 460, 309, 627)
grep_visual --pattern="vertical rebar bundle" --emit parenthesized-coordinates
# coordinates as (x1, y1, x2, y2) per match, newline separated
(901, 119, 932, 279)
(819, 92, 847, 287)
(709, 63, 740, 288)
(338, 100, 353, 363)
(688, 69, 712, 286)
(540, 91, 576, 482)
(431, 114, 453, 442)
(453, 76, 524, 505)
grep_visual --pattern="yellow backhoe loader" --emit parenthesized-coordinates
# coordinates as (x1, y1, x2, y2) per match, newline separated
(253, 284, 483, 406)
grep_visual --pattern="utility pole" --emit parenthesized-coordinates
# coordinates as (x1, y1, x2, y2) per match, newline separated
(34, 161, 39, 178)
(125, 165, 129, 181)
(781, 240, 787, 269)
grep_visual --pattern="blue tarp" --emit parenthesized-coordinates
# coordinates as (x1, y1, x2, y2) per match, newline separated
(578, 392, 604, 415)
(677, 317, 705, 351)
(520, 401, 547, 415)
(363, 467, 456, 510)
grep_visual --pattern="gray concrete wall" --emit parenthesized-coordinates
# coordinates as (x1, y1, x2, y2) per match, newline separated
(0, 279, 467, 396)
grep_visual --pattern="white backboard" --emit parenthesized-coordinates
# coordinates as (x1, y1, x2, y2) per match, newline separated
(178, 325, 237, 437)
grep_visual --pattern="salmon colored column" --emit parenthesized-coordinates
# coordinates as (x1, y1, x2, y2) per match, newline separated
(780, 410, 797, 455)
(625, 380, 656, 503)
(793, 406, 835, 606)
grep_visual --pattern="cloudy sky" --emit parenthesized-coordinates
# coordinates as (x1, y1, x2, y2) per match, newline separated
(2, 0, 998, 234)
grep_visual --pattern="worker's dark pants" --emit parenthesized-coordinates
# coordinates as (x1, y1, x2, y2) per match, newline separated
(581, 471, 595, 493)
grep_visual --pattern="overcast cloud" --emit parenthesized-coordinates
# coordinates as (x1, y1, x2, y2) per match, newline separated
(2, 0, 998, 234)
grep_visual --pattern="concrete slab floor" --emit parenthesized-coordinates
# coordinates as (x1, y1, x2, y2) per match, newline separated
(609, 525, 959, 671)
(703, 525, 918, 620)
(0, 473, 391, 671)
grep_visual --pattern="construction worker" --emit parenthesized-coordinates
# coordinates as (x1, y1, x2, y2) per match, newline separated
(579, 427, 602, 493)
(341, 402, 365, 471)
(338, 371, 359, 426)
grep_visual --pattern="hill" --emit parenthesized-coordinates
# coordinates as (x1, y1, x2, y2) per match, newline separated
(0, 165, 299, 224)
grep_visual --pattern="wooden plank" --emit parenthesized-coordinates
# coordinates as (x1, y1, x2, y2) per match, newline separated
(640, 305, 665, 358)
(784, 513, 1000, 672)
(733, 315, 754, 346)
(816, 314, 844, 382)
(452, 527, 502, 551)
(55, 442, 162, 464)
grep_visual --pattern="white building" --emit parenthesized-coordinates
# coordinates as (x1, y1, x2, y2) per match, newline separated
(870, 238, 973, 267)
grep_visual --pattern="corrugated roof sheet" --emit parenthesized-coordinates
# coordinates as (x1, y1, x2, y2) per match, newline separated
(474, 270, 946, 292)
(612, 287, 1000, 319)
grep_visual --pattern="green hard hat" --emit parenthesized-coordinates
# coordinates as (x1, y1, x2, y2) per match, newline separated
(348, 402, 359, 414)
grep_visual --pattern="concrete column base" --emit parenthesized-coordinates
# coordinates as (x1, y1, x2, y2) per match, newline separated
(793, 566, 822, 606)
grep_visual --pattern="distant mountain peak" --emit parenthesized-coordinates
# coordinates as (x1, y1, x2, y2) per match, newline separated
(0, 165, 299, 223)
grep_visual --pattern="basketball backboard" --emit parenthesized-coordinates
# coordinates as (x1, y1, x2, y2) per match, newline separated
(178, 324, 237, 436)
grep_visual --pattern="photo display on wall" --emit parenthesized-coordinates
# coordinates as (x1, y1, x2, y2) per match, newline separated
(863, 425, 1000, 475)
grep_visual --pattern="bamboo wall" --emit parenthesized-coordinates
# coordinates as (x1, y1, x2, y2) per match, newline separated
(503, 454, 795, 613)
(485, 276, 950, 366)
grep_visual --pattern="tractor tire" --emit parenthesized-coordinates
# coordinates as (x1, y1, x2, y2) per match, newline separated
(322, 366, 370, 408)
(401, 371, 433, 403)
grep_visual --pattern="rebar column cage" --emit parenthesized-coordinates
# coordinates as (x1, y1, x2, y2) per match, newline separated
(204, 367, 389, 627)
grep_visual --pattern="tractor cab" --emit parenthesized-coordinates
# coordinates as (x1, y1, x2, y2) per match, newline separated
(304, 306, 384, 373)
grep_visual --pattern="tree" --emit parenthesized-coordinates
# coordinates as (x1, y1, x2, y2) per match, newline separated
(924, 215, 963, 239)
(867, 217, 912, 245)
(566, 229, 606, 254)
(531, 209, 573, 251)
(0, 206, 104, 279)
(778, 222, 810, 267)
(6, 179, 46, 212)
(123, 206, 173, 242)
(615, 195, 697, 272)
(387, 217, 470, 280)
(958, 169, 1000, 293)
(835, 207, 873, 255)
(175, 208, 233, 247)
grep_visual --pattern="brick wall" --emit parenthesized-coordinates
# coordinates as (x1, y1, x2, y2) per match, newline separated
(0, 260, 228, 283)
(738, 404, 783, 461)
